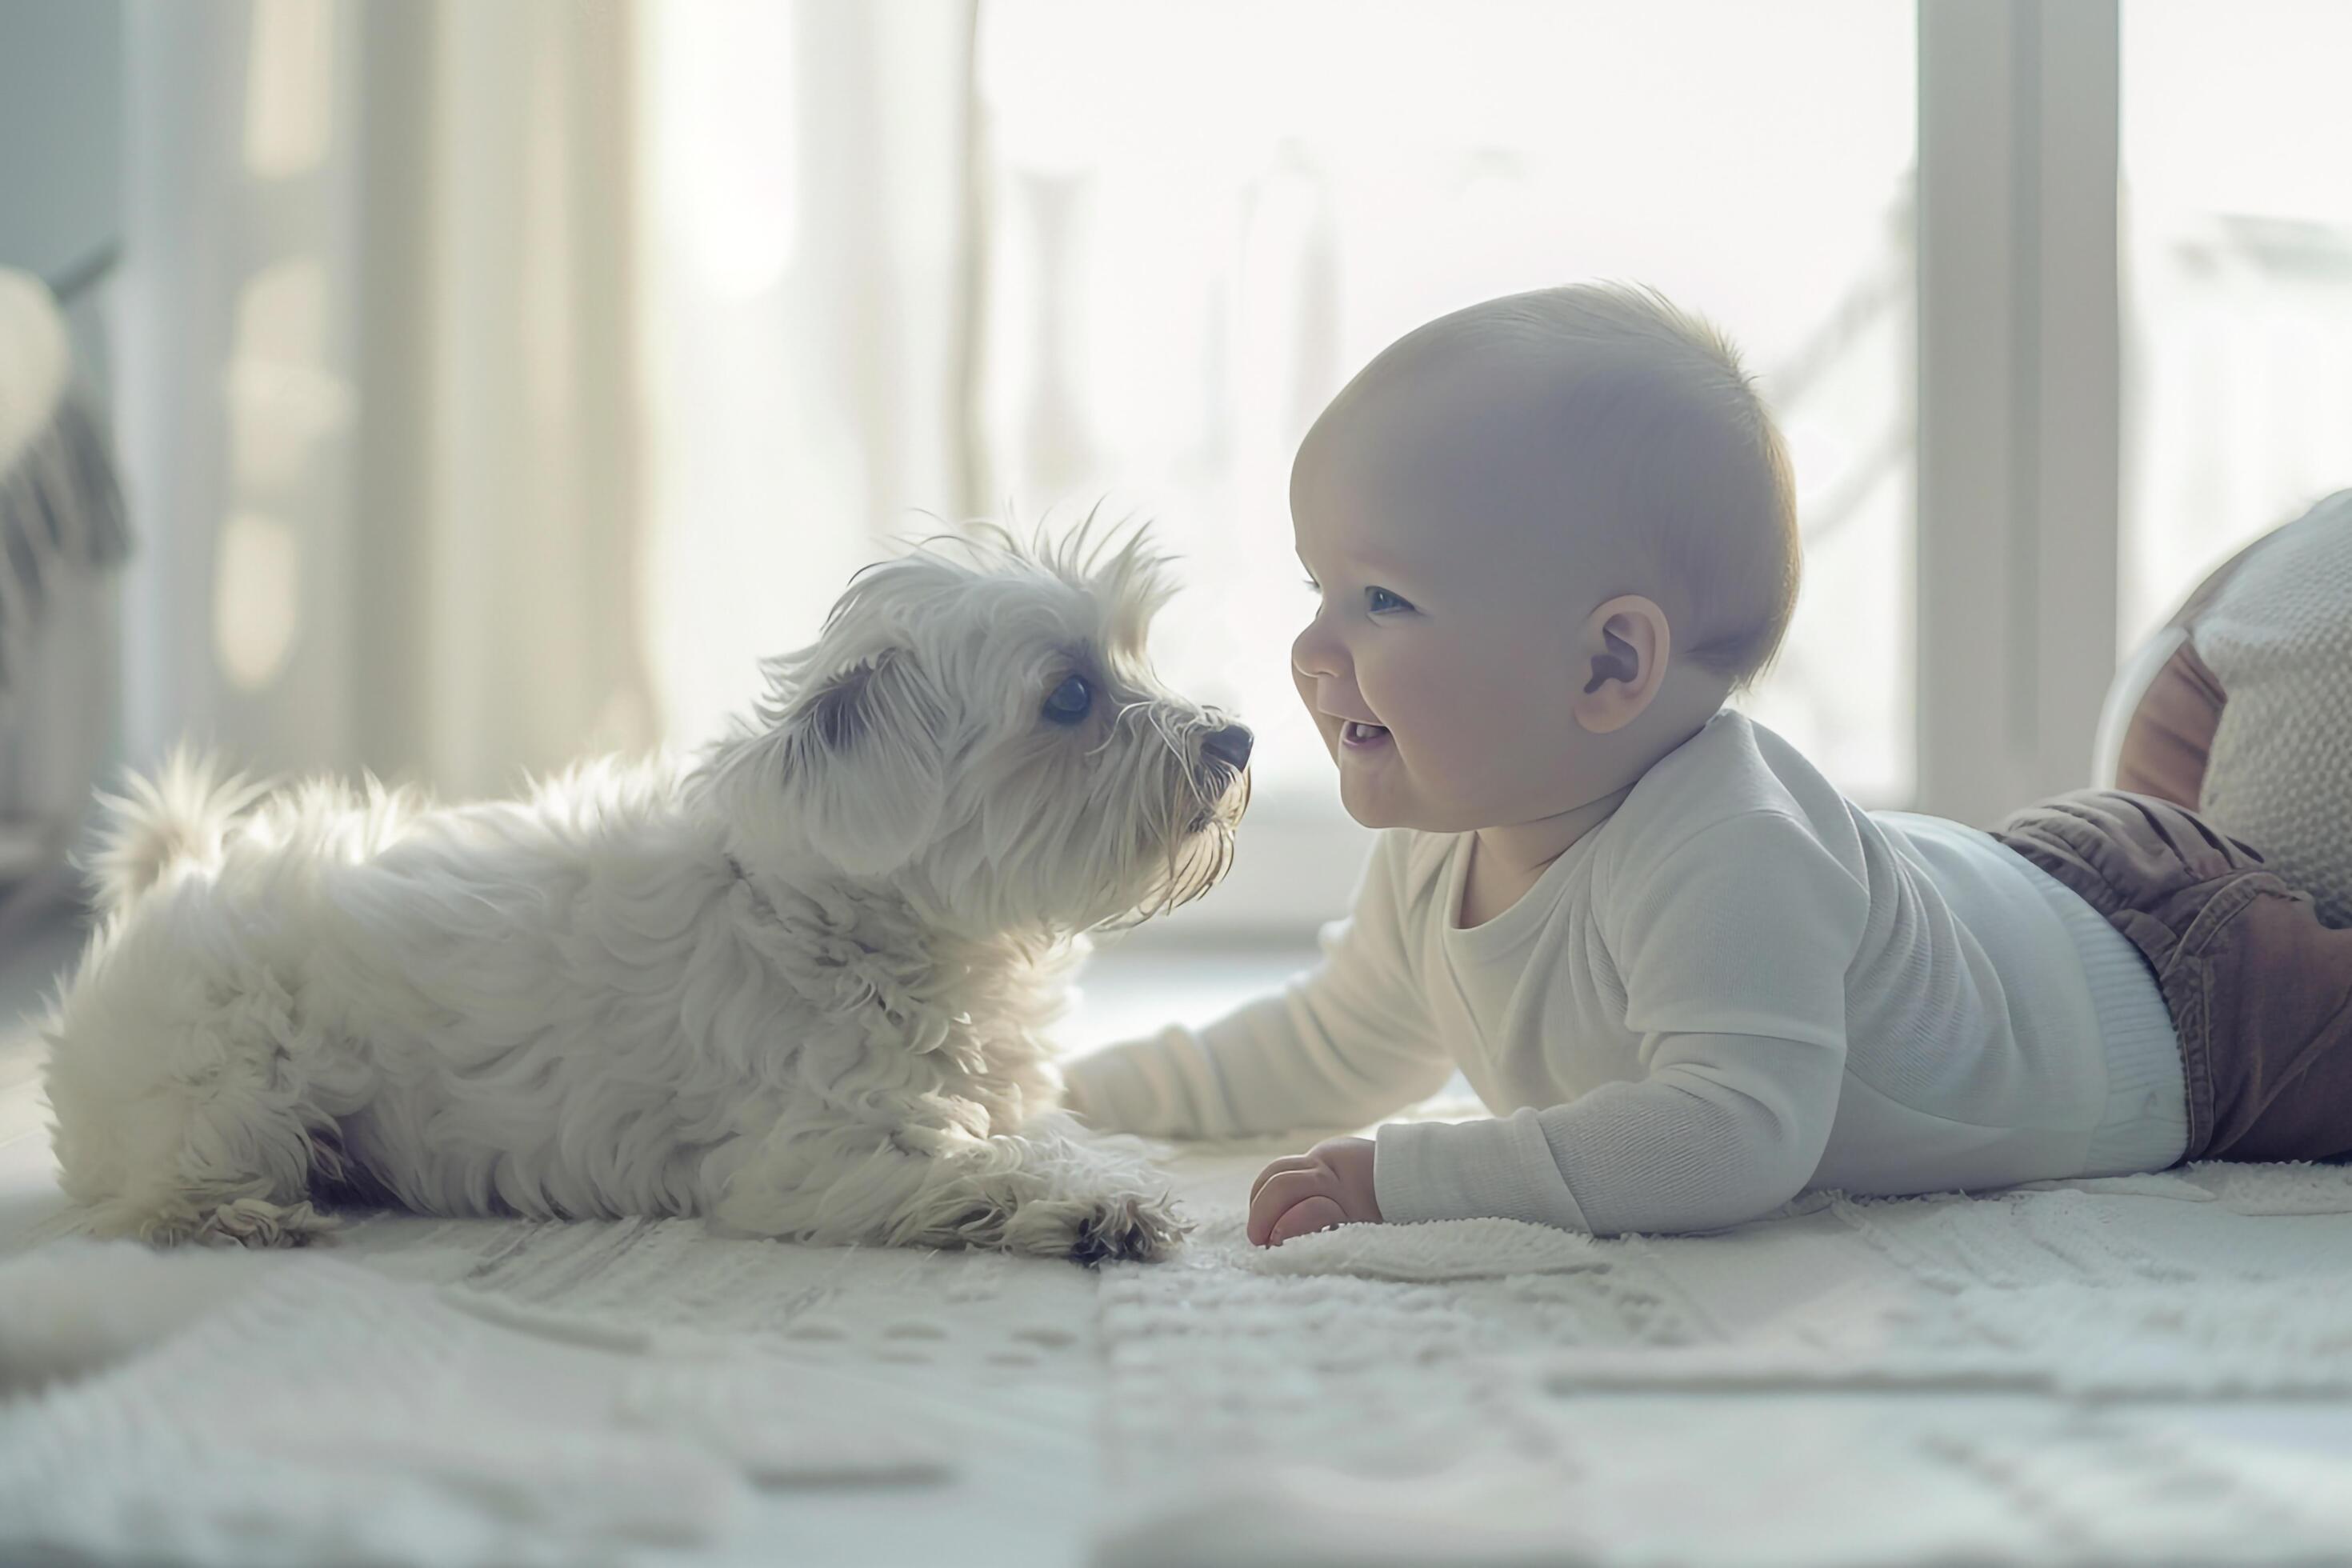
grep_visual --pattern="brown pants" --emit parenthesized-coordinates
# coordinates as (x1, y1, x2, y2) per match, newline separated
(1992, 791, 2352, 1165)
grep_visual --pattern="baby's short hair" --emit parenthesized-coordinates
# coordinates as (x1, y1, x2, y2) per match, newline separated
(1358, 282, 1801, 693)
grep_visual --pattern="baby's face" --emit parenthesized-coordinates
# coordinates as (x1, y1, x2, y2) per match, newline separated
(1288, 370, 1618, 834)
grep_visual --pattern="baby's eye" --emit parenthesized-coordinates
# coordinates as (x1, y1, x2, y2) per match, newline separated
(1300, 576, 1321, 594)
(1366, 586, 1413, 614)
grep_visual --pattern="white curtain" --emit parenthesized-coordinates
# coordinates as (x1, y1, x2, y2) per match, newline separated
(345, 1, 655, 796)
(637, 0, 977, 750)
(118, 0, 654, 796)
(114, 0, 977, 798)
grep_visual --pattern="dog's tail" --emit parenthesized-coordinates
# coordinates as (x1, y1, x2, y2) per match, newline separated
(84, 750, 263, 916)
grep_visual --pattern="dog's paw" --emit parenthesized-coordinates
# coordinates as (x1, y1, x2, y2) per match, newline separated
(1078, 1191, 1190, 1265)
(1004, 1191, 1189, 1265)
(184, 1198, 340, 1250)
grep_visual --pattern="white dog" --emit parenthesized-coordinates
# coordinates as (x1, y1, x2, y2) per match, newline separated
(42, 526, 1250, 1262)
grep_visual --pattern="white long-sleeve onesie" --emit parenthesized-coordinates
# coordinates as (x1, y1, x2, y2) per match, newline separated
(1064, 712, 2189, 1236)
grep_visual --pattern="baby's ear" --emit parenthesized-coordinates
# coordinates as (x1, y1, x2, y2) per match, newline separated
(1571, 595, 1672, 735)
(777, 651, 950, 876)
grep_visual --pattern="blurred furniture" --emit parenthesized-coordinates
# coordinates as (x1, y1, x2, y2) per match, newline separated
(0, 0, 127, 950)
(0, 267, 128, 949)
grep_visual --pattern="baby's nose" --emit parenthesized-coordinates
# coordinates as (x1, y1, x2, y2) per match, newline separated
(1202, 724, 1254, 772)
(1291, 620, 1344, 682)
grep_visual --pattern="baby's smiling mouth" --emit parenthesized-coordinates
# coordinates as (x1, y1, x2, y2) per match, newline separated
(1339, 718, 1390, 748)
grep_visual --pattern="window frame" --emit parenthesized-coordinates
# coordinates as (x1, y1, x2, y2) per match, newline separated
(1915, 0, 2122, 826)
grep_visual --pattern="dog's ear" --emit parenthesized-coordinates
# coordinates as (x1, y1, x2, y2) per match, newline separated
(778, 651, 949, 877)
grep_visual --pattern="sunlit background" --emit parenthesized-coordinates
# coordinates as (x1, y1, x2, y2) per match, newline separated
(2, 0, 2350, 950)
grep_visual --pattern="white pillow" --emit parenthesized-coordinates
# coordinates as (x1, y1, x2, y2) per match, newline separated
(2105, 490, 2352, 928)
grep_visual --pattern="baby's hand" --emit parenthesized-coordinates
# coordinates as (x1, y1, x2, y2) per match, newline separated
(1246, 1136, 1381, 1246)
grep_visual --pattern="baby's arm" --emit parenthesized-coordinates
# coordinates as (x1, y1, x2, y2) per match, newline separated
(1374, 1029, 1842, 1234)
(1062, 832, 1454, 1138)
(1262, 809, 1865, 1239)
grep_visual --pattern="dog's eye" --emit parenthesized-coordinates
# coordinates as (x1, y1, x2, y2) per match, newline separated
(1042, 674, 1094, 725)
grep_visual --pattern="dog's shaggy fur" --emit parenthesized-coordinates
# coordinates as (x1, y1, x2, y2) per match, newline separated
(42, 526, 1250, 1262)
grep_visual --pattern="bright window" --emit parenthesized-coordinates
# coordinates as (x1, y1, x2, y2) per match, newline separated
(974, 0, 1919, 815)
(2122, 0, 2352, 648)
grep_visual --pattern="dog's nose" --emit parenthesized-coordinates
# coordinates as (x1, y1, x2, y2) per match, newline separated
(1202, 723, 1254, 772)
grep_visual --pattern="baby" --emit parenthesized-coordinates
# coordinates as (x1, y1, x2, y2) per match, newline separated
(1063, 282, 2352, 1246)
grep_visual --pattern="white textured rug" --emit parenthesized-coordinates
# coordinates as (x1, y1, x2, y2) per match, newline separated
(0, 1202, 1106, 1567)
(4, 1123, 2352, 1566)
(1, 1246, 952, 1563)
(1095, 1147, 2352, 1567)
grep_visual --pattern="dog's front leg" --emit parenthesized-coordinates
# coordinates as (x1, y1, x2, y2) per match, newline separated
(710, 1110, 1186, 1263)
(962, 1110, 1190, 1264)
